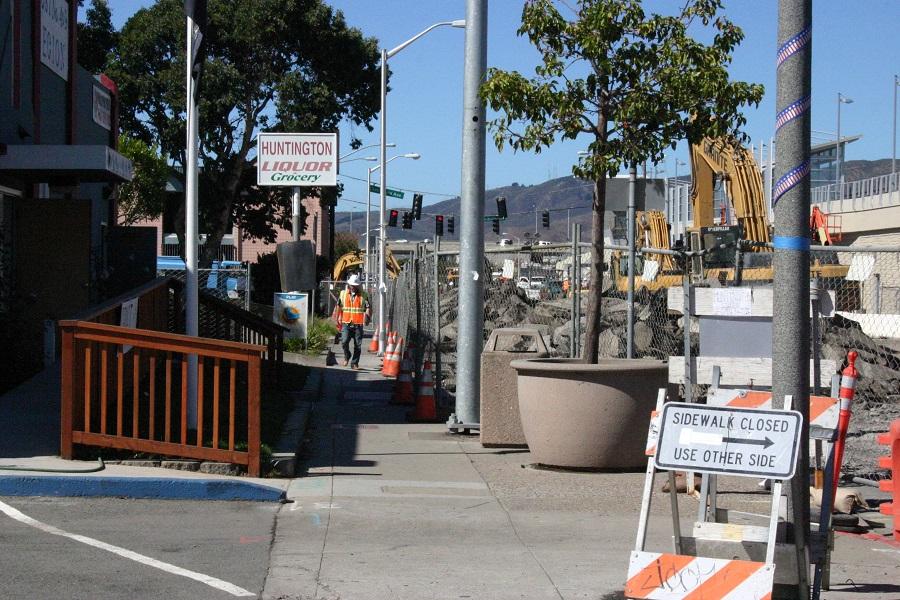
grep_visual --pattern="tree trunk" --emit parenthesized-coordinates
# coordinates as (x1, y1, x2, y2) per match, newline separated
(582, 175, 607, 364)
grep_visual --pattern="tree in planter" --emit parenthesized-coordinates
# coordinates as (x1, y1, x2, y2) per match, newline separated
(109, 0, 382, 266)
(482, 0, 763, 363)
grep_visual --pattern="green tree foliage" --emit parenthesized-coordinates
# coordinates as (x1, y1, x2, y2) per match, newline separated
(481, 0, 764, 363)
(115, 136, 170, 225)
(109, 0, 381, 265)
(333, 231, 360, 259)
(76, 0, 118, 74)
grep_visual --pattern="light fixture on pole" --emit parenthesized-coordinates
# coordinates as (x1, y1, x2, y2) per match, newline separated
(378, 19, 465, 354)
(366, 153, 420, 291)
(836, 92, 853, 197)
(340, 142, 394, 162)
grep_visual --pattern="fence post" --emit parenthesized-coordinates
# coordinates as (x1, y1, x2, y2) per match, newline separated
(626, 163, 637, 359)
(434, 238, 442, 403)
(570, 224, 578, 358)
(682, 256, 692, 403)
(60, 324, 76, 459)
(247, 352, 262, 477)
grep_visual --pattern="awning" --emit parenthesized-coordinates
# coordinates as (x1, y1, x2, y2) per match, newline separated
(0, 144, 133, 183)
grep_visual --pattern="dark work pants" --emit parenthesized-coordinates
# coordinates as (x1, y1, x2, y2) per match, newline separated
(340, 324, 364, 366)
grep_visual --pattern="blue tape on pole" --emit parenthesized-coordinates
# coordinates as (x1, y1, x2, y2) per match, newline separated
(773, 236, 810, 251)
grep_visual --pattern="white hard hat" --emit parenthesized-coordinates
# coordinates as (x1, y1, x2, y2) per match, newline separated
(346, 274, 361, 286)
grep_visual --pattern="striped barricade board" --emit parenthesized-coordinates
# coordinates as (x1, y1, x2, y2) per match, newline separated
(625, 551, 774, 600)
(708, 389, 838, 439)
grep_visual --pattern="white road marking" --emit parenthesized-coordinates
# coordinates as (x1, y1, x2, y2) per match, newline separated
(0, 500, 255, 597)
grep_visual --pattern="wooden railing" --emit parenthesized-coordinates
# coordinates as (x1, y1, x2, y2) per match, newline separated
(169, 279, 286, 385)
(59, 321, 266, 476)
(70, 276, 174, 333)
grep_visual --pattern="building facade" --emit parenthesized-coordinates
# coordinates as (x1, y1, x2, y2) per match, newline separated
(0, 0, 132, 388)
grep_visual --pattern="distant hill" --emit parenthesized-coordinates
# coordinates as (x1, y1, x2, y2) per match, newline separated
(841, 159, 894, 182)
(334, 159, 894, 242)
(334, 176, 596, 243)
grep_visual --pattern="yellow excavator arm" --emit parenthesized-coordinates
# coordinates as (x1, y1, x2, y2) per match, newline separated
(690, 137, 771, 245)
(332, 248, 401, 281)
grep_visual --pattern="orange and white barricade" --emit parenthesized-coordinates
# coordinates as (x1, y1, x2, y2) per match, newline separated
(625, 552, 774, 600)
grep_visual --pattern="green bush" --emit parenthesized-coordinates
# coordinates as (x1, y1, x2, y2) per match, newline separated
(283, 317, 337, 356)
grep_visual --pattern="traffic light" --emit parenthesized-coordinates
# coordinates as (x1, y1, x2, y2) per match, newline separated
(447, 216, 455, 235)
(492, 217, 500, 234)
(388, 209, 399, 227)
(412, 193, 423, 220)
(496, 196, 507, 220)
(435, 215, 444, 236)
(542, 210, 550, 228)
(402, 211, 412, 229)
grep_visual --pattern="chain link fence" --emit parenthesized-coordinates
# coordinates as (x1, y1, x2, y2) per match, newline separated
(159, 265, 251, 309)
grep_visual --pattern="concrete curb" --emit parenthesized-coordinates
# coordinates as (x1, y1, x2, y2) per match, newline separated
(0, 475, 286, 502)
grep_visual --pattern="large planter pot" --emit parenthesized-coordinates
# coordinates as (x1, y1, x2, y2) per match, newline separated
(511, 357, 667, 469)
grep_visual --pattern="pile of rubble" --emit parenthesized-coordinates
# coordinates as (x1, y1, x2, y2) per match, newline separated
(437, 282, 684, 392)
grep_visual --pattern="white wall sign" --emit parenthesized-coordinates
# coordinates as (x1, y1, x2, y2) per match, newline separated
(653, 402, 802, 479)
(274, 292, 308, 342)
(257, 133, 337, 186)
(41, 0, 69, 81)
(120, 297, 139, 353)
(92, 86, 112, 130)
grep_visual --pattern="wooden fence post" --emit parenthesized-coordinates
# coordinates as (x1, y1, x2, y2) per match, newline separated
(60, 324, 75, 459)
(247, 352, 262, 477)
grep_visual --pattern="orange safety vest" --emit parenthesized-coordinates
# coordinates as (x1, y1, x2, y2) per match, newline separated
(339, 290, 368, 325)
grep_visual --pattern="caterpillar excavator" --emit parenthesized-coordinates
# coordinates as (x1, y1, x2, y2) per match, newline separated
(332, 247, 402, 282)
(611, 136, 848, 292)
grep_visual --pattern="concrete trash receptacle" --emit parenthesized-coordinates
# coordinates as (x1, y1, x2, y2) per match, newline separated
(480, 328, 549, 447)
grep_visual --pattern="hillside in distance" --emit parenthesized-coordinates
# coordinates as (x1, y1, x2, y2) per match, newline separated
(334, 159, 894, 243)
(335, 176, 596, 243)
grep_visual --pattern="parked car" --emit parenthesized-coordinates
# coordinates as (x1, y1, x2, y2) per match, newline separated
(498, 238, 513, 246)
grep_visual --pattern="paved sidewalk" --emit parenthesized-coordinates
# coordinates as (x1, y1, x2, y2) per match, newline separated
(263, 348, 899, 600)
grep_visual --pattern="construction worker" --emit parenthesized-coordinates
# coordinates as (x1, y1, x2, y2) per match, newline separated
(335, 274, 370, 369)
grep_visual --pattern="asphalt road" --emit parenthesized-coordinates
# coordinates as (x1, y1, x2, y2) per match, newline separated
(0, 496, 279, 599)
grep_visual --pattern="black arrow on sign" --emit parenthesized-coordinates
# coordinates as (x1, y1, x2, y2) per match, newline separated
(723, 436, 774, 449)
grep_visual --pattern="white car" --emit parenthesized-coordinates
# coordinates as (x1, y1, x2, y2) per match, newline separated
(537, 240, 553, 246)
(498, 238, 513, 246)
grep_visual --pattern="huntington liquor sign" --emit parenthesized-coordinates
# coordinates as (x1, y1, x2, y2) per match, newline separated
(257, 133, 337, 186)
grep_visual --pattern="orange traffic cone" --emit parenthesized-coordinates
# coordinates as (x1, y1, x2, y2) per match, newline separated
(410, 360, 436, 421)
(368, 329, 379, 353)
(391, 349, 415, 405)
(383, 335, 403, 378)
(380, 332, 395, 375)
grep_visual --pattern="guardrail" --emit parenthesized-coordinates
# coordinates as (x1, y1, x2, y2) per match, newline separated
(811, 172, 900, 210)
(59, 321, 266, 476)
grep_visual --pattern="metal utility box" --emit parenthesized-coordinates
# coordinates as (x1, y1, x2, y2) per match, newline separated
(480, 328, 549, 447)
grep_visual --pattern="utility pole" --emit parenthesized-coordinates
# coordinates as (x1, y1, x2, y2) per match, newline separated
(773, 2, 811, 597)
(453, 0, 487, 428)
(626, 164, 637, 359)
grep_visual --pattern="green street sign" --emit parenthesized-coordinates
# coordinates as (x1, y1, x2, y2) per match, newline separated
(369, 184, 404, 199)
(483, 214, 506, 222)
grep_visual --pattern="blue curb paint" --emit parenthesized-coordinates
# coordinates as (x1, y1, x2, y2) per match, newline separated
(0, 476, 286, 502)
(773, 236, 810, 251)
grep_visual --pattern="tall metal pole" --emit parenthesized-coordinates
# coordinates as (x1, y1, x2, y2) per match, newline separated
(893, 74, 898, 176)
(773, 2, 812, 596)
(184, 5, 200, 427)
(835, 92, 842, 195)
(378, 48, 388, 355)
(453, 0, 487, 426)
(626, 164, 637, 359)
(292, 187, 301, 241)
(570, 223, 577, 358)
(365, 170, 372, 287)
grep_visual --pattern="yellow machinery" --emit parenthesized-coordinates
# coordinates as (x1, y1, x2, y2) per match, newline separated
(332, 248, 401, 282)
(611, 137, 848, 292)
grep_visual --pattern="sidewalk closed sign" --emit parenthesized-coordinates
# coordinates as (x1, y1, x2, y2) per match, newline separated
(653, 403, 802, 479)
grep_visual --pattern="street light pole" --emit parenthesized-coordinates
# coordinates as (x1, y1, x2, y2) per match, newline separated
(377, 20, 465, 354)
(367, 153, 419, 295)
(893, 75, 899, 176)
(836, 92, 853, 197)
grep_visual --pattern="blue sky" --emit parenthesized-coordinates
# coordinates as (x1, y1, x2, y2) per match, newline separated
(94, 1, 899, 213)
